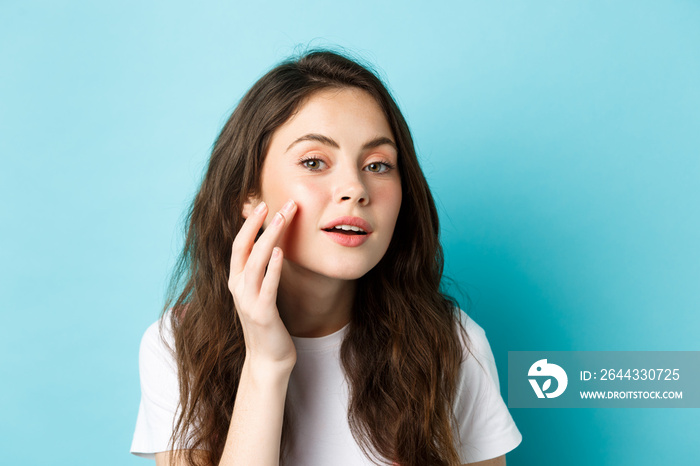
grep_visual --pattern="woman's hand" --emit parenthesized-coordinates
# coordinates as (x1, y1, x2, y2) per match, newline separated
(228, 199, 298, 373)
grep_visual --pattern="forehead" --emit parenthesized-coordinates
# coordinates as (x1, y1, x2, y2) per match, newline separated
(268, 87, 394, 151)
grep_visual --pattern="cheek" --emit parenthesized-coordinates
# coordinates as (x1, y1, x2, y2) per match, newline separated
(278, 181, 328, 248)
(376, 182, 403, 217)
(288, 179, 326, 201)
(261, 175, 322, 225)
(288, 180, 327, 221)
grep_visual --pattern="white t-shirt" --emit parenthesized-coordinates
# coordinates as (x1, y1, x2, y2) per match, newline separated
(130, 310, 522, 464)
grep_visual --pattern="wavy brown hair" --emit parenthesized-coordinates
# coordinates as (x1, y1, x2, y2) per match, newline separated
(160, 48, 471, 466)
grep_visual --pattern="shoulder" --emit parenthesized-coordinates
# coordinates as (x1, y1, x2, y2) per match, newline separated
(451, 309, 523, 462)
(138, 311, 177, 384)
(132, 310, 185, 458)
(452, 308, 503, 393)
(455, 309, 486, 342)
(140, 310, 174, 351)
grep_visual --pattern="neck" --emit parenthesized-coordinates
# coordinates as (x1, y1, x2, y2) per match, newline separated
(276, 259, 355, 338)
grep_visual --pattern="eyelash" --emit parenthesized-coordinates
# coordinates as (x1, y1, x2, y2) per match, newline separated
(298, 156, 396, 174)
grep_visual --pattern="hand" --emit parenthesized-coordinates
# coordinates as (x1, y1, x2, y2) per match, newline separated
(228, 199, 298, 372)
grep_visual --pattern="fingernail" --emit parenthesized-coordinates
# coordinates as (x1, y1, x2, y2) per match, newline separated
(255, 202, 267, 214)
(281, 199, 295, 213)
(272, 212, 284, 226)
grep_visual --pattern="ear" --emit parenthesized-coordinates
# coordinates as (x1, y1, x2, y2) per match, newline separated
(241, 195, 261, 219)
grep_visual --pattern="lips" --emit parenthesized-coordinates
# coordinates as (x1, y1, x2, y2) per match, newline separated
(321, 216, 373, 234)
(321, 216, 373, 247)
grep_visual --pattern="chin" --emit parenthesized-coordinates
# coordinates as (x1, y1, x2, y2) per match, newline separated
(319, 256, 381, 280)
(285, 257, 374, 281)
(310, 262, 370, 281)
(319, 267, 368, 281)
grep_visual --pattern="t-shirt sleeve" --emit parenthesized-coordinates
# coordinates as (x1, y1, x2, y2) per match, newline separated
(453, 311, 522, 463)
(130, 316, 182, 459)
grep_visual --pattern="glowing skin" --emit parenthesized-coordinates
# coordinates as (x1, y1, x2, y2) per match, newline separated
(243, 87, 402, 337)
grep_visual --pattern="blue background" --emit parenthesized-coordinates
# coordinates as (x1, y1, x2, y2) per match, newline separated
(2, 1, 698, 465)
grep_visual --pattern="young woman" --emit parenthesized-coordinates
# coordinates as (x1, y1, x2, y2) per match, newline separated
(130, 49, 522, 466)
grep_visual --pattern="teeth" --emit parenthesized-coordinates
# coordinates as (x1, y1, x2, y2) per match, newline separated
(332, 225, 365, 233)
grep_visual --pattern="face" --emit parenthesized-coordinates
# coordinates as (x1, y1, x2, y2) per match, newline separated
(244, 87, 402, 281)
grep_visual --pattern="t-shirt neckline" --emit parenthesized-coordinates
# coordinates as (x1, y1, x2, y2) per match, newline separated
(290, 322, 350, 352)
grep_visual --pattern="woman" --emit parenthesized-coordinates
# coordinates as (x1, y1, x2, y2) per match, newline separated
(131, 48, 522, 466)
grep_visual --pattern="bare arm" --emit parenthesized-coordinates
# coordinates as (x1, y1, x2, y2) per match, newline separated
(218, 199, 299, 464)
(219, 360, 292, 464)
(155, 361, 292, 466)
(155, 200, 299, 466)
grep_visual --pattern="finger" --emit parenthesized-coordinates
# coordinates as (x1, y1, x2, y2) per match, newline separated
(244, 199, 297, 292)
(230, 201, 268, 275)
(259, 246, 284, 306)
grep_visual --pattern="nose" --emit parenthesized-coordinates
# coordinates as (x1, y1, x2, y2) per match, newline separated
(334, 167, 369, 206)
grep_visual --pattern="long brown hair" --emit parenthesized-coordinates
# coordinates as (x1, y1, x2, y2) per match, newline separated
(161, 47, 471, 466)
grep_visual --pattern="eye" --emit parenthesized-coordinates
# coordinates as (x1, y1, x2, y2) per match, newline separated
(299, 158, 326, 171)
(365, 161, 395, 174)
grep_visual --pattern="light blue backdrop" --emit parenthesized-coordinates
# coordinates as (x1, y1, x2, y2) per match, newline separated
(1, 1, 698, 465)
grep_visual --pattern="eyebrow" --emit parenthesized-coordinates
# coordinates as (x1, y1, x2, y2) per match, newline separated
(285, 133, 398, 154)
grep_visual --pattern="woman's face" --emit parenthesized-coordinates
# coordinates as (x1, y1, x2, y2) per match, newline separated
(244, 87, 402, 281)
